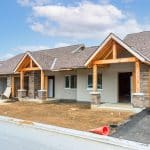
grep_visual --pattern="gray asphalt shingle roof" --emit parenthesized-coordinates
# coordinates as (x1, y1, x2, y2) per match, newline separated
(0, 53, 24, 74)
(1, 31, 150, 75)
(30, 44, 98, 70)
(0, 44, 98, 74)
(124, 31, 150, 61)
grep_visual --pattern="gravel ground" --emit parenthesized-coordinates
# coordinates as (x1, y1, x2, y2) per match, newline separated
(112, 109, 150, 144)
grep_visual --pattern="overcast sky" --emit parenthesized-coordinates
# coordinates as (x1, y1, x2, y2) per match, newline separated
(0, 0, 150, 60)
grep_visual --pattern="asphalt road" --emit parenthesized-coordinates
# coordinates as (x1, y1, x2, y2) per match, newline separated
(0, 118, 148, 150)
(0, 119, 113, 150)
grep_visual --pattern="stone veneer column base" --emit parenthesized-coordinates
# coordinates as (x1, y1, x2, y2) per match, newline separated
(131, 93, 145, 108)
(18, 89, 27, 98)
(90, 91, 101, 109)
(38, 90, 47, 100)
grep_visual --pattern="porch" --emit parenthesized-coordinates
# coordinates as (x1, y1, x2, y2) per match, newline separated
(86, 35, 147, 108)
(13, 53, 50, 101)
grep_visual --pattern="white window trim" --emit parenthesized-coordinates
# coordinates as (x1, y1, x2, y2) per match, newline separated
(65, 75, 71, 89)
(87, 74, 103, 90)
(64, 75, 77, 89)
(86, 88, 103, 91)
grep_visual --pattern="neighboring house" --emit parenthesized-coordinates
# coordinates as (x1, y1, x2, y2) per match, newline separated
(0, 31, 150, 108)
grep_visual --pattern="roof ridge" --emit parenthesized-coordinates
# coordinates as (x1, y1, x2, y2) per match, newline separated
(86, 45, 99, 48)
(32, 44, 84, 53)
(124, 31, 150, 38)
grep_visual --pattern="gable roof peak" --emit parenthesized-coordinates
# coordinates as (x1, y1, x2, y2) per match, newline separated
(25, 51, 32, 55)
(85, 32, 149, 66)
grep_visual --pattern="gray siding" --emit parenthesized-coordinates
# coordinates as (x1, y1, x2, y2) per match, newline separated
(76, 63, 134, 103)
(45, 63, 134, 103)
(0, 77, 7, 94)
(45, 71, 77, 100)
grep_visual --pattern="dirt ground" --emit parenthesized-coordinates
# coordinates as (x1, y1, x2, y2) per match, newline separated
(0, 101, 133, 132)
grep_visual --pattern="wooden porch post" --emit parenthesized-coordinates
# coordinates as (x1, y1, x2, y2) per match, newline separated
(44, 76, 48, 97)
(30, 59, 33, 68)
(41, 70, 45, 90)
(20, 71, 24, 90)
(112, 41, 117, 59)
(93, 64, 97, 92)
(135, 60, 140, 93)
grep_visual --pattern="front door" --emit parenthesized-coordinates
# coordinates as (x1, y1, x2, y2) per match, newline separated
(118, 72, 132, 103)
(48, 76, 54, 98)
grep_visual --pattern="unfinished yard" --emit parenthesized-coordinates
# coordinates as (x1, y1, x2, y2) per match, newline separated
(0, 102, 133, 132)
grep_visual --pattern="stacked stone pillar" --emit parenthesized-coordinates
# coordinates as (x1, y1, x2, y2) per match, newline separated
(18, 71, 27, 98)
(38, 70, 47, 100)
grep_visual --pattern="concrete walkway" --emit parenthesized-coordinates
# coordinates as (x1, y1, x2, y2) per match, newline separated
(112, 109, 150, 144)
(94, 103, 143, 113)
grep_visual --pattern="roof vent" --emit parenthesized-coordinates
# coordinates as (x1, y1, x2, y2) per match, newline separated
(71, 44, 85, 54)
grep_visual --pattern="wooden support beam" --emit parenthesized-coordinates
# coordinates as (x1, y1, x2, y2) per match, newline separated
(103, 50, 113, 60)
(20, 71, 24, 90)
(44, 76, 48, 97)
(11, 76, 15, 97)
(135, 60, 140, 93)
(41, 70, 45, 90)
(21, 67, 40, 72)
(94, 57, 137, 65)
(132, 71, 135, 93)
(30, 59, 33, 68)
(93, 64, 97, 92)
(112, 41, 117, 59)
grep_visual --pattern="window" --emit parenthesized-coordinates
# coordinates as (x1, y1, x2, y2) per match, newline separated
(88, 75, 93, 88)
(65, 76, 70, 88)
(65, 75, 77, 89)
(71, 75, 77, 88)
(87, 74, 102, 89)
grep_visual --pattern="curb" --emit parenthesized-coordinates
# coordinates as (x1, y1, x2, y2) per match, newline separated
(0, 115, 149, 150)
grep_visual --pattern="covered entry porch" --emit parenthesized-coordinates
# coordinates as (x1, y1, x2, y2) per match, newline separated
(14, 52, 48, 101)
(85, 34, 143, 108)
